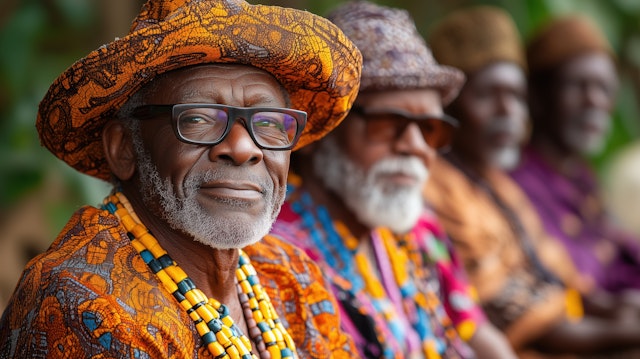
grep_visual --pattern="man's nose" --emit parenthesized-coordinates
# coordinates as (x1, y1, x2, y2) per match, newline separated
(208, 122, 263, 165)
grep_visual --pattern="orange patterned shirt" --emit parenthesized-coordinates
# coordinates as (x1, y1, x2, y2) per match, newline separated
(0, 206, 356, 358)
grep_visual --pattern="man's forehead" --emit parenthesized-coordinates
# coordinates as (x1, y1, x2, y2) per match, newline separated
(148, 64, 276, 86)
(140, 64, 287, 103)
(355, 88, 443, 112)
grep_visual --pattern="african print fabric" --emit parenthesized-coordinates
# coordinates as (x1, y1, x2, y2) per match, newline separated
(512, 147, 640, 293)
(272, 174, 483, 359)
(0, 205, 356, 358)
(424, 157, 573, 349)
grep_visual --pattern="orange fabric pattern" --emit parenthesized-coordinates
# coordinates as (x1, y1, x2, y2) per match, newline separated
(0, 206, 356, 358)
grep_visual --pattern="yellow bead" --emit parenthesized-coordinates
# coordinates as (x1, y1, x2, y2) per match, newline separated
(267, 302, 280, 319)
(196, 305, 215, 323)
(267, 344, 282, 359)
(225, 345, 240, 359)
(194, 290, 209, 304)
(240, 280, 252, 295)
(283, 331, 296, 351)
(236, 269, 247, 281)
(266, 319, 276, 328)
(231, 336, 251, 355)
(220, 325, 234, 339)
(119, 213, 137, 231)
(179, 299, 191, 311)
(208, 298, 222, 310)
(165, 265, 187, 283)
(208, 341, 226, 357)
(216, 331, 231, 346)
(252, 308, 264, 322)
(195, 321, 210, 336)
(147, 241, 167, 259)
(252, 283, 264, 296)
(248, 297, 259, 309)
(242, 264, 257, 276)
(259, 301, 272, 320)
(239, 335, 252, 351)
(156, 270, 177, 293)
(273, 327, 284, 343)
(188, 309, 201, 322)
(185, 290, 202, 305)
(221, 315, 234, 328)
(130, 239, 146, 253)
(130, 224, 147, 238)
(262, 330, 276, 344)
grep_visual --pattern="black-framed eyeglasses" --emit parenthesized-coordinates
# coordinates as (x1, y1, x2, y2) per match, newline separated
(132, 103, 307, 150)
(351, 105, 458, 152)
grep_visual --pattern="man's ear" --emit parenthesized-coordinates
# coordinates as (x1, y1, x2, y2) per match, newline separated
(103, 120, 136, 181)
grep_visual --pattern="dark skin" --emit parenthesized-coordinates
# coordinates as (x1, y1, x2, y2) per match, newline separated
(293, 88, 517, 359)
(447, 61, 640, 356)
(528, 52, 618, 174)
(102, 64, 291, 340)
(447, 61, 528, 174)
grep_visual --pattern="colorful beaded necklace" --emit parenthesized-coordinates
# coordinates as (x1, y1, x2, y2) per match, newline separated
(102, 192, 297, 359)
(285, 173, 466, 359)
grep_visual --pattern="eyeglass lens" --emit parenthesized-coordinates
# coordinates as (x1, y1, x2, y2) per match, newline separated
(175, 106, 300, 148)
(363, 114, 454, 150)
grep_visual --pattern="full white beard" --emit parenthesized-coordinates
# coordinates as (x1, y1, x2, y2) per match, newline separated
(134, 138, 281, 249)
(313, 136, 428, 234)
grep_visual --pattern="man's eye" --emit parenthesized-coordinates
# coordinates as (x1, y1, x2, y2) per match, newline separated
(255, 119, 282, 129)
(181, 115, 211, 125)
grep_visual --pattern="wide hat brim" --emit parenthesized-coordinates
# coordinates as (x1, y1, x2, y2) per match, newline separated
(37, 0, 362, 181)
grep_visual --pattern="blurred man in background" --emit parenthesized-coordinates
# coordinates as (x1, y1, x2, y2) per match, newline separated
(427, 6, 640, 357)
(511, 14, 640, 294)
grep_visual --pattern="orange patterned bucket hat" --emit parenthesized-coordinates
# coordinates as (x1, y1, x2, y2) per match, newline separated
(37, 0, 362, 181)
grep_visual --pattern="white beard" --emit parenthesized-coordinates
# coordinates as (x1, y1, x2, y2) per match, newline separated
(133, 136, 282, 249)
(313, 136, 428, 234)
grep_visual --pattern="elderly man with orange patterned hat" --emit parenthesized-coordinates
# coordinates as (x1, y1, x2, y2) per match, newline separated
(0, 0, 362, 358)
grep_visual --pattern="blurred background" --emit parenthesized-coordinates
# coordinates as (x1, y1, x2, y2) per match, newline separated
(1, 0, 639, 310)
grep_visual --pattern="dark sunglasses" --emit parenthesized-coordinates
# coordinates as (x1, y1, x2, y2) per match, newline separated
(350, 106, 458, 151)
(132, 103, 307, 150)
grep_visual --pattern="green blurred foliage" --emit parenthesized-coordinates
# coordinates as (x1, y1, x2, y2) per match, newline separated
(1, 0, 639, 235)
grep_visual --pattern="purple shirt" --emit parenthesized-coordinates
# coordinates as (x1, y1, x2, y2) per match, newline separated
(511, 146, 640, 292)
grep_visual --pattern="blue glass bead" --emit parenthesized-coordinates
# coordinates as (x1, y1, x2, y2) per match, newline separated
(157, 254, 173, 268)
(139, 250, 154, 265)
(257, 321, 270, 333)
(202, 331, 217, 344)
(177, 278, 196, 294)
(147, 259, 162, 273)
(208, 318, 223, 332)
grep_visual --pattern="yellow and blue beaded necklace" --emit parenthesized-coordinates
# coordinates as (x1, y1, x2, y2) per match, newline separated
(102, 192, 297, 359)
